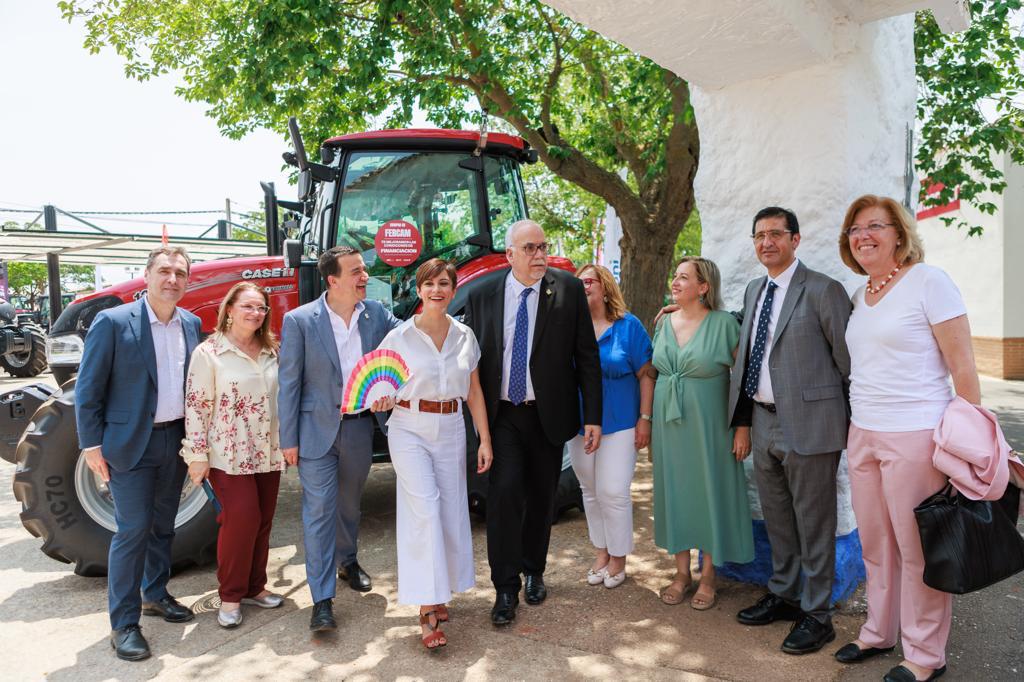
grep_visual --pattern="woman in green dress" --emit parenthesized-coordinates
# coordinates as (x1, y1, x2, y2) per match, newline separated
(651, 257, 754, 610)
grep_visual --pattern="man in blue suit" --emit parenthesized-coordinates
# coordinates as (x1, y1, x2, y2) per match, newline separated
(76, 246, 201, 661)
(278, 245, 399, 631)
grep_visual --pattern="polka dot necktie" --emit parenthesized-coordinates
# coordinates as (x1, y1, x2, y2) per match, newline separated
(744, 281, 778, 400)
(508, 287, 533, 405)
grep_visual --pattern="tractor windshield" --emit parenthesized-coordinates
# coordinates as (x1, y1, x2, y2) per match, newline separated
(335, 150, 526, 315)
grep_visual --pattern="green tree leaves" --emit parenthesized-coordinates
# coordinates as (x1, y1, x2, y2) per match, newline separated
(916, 1, 1024, 234)
(60, 0, 698, 324)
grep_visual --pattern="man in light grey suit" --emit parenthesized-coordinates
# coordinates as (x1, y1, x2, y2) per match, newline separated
(278, 245, 399, 631)
(729, 207, 852, 656)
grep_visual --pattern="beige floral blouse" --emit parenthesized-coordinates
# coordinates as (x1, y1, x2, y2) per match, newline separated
(180, 333, 284, 474)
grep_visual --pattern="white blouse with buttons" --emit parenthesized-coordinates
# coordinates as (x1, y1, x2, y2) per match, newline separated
(180, 333, 284, 475)
(378, 315, 481, 402)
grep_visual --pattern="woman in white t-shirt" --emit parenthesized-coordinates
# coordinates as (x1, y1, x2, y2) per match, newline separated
(369, 258, 493, 651)
(834, 195, 981, 682)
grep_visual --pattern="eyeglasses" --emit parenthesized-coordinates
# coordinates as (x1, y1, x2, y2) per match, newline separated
(237, 304, 270, 315)
(845, 222, 894, 238)
(580, 277, 599, 288)
(751, 229, 793, 243)
(513, 242, 549, 256)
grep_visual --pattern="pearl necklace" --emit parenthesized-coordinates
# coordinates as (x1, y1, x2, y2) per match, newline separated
(866, 264, 902, 295)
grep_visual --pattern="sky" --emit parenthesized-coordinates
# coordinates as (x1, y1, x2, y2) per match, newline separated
(0, 2, 295, 238)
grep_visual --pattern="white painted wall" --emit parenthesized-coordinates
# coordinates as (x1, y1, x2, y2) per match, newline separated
(917, 153, 1024, 341)
(695, 17, 916, 309)
(1001, 160, 1024, 337)
(916, 167, 1006, 338)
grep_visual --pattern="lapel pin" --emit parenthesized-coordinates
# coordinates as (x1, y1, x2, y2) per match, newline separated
(364, 312, 369, 319)
(546, 288, 552, 296)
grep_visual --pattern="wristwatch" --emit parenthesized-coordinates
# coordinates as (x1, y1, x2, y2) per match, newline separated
(640, 413, 652, 422)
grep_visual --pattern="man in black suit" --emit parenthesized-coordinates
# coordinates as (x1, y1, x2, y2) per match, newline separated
(464, 219, 603, 626)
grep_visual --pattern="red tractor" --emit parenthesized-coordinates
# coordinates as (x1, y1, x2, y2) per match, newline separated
(2, 122, 583, 575)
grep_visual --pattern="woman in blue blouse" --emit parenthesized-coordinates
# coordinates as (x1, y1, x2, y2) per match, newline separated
(569, 264, 655, 589)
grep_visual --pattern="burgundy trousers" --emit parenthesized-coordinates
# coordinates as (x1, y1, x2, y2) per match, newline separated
(208, 469, 282, 603)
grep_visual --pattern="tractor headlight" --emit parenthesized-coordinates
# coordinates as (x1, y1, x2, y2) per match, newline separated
(46, 334, 85, 365)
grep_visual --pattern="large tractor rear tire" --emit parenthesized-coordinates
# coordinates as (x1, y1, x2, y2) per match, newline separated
(12, 380, 218, 576)
(0, 324, 48, 378)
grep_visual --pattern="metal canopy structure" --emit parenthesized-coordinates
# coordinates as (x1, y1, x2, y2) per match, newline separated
(0, 226, 267, 266)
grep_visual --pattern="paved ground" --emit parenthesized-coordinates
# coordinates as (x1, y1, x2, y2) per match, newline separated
(0, 373, 1021, 681)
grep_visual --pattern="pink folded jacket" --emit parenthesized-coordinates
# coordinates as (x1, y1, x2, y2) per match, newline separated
(931, 396, 1011, 501)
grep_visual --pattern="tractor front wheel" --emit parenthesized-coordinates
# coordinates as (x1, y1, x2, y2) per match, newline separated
(0, 324, 48, 378)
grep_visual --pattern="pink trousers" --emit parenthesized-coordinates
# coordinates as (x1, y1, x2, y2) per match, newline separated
(848, 425, 952, 670)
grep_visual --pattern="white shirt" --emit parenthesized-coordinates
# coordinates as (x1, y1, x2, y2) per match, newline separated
(500, 273, 541, 401)
(749, 258, 799, 404)
(379, 315, 481, 402)
(144, 295, 186, 422)
(326, 299, 365, 396)
(846, 264, 966, 432)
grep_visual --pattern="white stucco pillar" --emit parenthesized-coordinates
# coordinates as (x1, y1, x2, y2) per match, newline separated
(694, 16, 917, 307)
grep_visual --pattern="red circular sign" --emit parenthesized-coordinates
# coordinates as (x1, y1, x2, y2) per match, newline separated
(374, 220, 423, 267)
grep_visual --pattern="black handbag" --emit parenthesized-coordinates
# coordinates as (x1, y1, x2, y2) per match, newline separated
(913, 481, 1024, 594)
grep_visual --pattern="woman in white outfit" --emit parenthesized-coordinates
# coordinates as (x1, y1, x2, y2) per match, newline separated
(370, 258, 493, 651)
(569, 264, 654, 589)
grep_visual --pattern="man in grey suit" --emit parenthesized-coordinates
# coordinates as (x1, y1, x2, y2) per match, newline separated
(278, 245, 399, 631)
(729, 207, 852, 655)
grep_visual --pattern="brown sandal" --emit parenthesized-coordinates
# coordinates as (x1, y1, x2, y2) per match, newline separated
(436, 604, 449, 623)
(691, 583, 717, 611)
(419, 610, 447, 650)
(659, 575, 693, 605)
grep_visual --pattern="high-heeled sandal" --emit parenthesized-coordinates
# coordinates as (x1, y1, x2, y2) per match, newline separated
(436, 604, 449, 622)
(419, 610, 447, 650)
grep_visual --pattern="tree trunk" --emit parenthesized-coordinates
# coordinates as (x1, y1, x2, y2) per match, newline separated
(617, 215, 686, 331)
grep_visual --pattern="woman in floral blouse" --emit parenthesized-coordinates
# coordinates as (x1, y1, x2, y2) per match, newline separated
(181, 282, 285, 629)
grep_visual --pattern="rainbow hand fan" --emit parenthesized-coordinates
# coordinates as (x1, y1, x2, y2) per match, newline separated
(341, 349, 411, 413)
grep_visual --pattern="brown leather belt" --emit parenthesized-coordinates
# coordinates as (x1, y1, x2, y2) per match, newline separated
(396, 399, 460, 414)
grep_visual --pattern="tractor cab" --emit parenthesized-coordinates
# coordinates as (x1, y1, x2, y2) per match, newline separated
(283, 124, 538, 317)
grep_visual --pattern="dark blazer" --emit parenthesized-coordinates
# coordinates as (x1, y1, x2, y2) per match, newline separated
(728, 261, 852, 455)
(277, 294, 400, 459)
(76, 298, 201, 471)
(464, 267, 602, 445)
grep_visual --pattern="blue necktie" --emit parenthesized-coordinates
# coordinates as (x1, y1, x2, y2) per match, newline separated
(508, 287, 533, 404)
(744, 281, 778, 400)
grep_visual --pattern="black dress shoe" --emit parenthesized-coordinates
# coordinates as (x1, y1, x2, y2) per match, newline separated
(338, 561, 372, 592)
(309, 599, 337, 632)
(834, 641, 896, 663)
(490, 592, 519, 626)
(110, 624, 151, 661)
(883, 664, 947, 682)
(736, 593, 802, 626)
(141, 595, 194, 623)
(524, 574, 547, 605)
(781, 615, 836, 655)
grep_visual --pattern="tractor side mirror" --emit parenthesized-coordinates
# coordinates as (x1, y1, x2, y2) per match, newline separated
(283, 239, 304, 269)
(297, 170, 313, 202)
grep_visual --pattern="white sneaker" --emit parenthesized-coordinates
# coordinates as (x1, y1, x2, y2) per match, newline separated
(217, 606, 243, 628)
(586, 567, 608, 586)
(603, 571, 626, 589)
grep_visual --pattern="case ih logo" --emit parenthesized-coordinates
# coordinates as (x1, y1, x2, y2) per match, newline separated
(241, 267, 296, 280)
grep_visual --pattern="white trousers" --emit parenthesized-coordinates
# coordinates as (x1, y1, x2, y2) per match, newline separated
(386, 407, 475, 605)
(568, 428, 637, 556)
